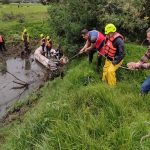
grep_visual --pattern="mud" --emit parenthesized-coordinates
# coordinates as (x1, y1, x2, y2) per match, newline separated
(0, 39, 39, 62)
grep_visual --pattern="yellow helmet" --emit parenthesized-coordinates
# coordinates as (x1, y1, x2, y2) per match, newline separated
(40, 34, 44, 38)
(23, 29, 27, 33)
(105, 23, 116, 35)
(46, 36, 50, 40)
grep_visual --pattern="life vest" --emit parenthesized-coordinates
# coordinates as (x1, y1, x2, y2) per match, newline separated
(41, 38, 46, 45)
(95, 32, 105, 49)
(46, 40, 52, 48)
(104, 32, 124, 59)
(23, 34, 29, 43)
(0, 35, 3, 43)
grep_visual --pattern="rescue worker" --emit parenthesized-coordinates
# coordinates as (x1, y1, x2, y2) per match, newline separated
(22, 29, 30, 54)
(127, 28, 150, 95)
(0, 34, 6, 53)
(46, 36, 52, 58)
(79, 29, 105, 69)
(102, 24, 125, 86)
(55, 44, 63, 60)
(40, 34, 46, 55)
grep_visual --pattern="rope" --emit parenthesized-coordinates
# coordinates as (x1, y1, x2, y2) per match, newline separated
(68, 53, 80, 61)
(67, 51, 132, 70)
(98, 52, 132, 71)
(120, 66, 132, 70)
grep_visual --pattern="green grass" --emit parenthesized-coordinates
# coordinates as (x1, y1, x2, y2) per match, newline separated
(0, 3, 150, 150)
(0, 4, 62, 48)
(1, 43, 150, 150)
(0, 3, 50, 42)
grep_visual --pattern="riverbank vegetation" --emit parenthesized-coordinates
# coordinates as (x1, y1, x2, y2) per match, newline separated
(0, 1, 150, 149)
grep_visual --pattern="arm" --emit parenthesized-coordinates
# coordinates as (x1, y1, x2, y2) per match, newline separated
(127, 47, 150, 70)
(84, 35, 97, 52)
(27, 34, 29, 42)
(139, 48, 150, 64)
(85, 43, 95, 52)
(112, 38, 125, 64)
(80, 40, 90, 53)
(21, 33, 24, 41)
(134, 48, 150, 69)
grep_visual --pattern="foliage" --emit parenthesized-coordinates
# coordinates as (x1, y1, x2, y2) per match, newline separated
(0, 4, 50, 43)
(48, 0, 149, 54)
(1, 12, 25, 23)
(40, 0, 66, 5)
(1, 43, 150, 150)
(0, 3, 150, 150)
(1, 0, 10, 4)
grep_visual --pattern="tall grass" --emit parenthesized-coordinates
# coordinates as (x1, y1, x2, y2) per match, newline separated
(0, 4, 49, 40)
(1, 43, 150, 150)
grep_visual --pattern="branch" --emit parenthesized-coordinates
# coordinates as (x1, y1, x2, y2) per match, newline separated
(6, 71, 27, 84)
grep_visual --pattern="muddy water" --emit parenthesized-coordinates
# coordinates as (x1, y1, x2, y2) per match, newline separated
(0, 56, 47, 118)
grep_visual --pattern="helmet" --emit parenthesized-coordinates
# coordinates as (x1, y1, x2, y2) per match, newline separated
(105, 23, 116, 34)
(40, 34, 44, 38)
(46, 36, 50, 40)
(23, 29, 27, 33)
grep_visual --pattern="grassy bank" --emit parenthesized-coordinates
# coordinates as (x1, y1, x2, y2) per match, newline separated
(1, 43, 150, 150)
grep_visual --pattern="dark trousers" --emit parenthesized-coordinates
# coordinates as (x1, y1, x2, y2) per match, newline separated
(88, 49, 102, 67)
(24, 42, 28, 49)
(88, 49, 97, 64)
(0, 43, 6, 52)
(41, 44, 45, 52)
(46, 46, 51, 57)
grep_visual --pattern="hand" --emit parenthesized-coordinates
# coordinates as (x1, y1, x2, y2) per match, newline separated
(79, 50, 84, 54)
(112, 60, 118, 65)
(79, 48, 87, 54)
(135, 62, 142, 69)
(127, 62, 141, 70)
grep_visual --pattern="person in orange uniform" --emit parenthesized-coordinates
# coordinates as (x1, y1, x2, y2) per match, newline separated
(22, 29, 30, 54)
(102, 24, 125, 86)
(40, 34, 46, 55)
(0, 34, 6, 53)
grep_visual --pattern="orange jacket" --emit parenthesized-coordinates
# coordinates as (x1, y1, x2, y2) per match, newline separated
(0, 35, 3, 43)
(104, 32, 124, 59)
(46, 39, 52, 48)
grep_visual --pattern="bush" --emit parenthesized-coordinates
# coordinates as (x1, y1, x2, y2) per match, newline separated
(1, 12, 25, 23)
(17, 14, 25, 23)
(48, 0, 149, 54)
(2, 0, 10, 4)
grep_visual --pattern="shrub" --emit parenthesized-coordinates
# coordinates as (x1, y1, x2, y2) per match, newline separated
(48, 0, 149, 54)
(2, 0, 10, 4)
(1, 12, 25, 23)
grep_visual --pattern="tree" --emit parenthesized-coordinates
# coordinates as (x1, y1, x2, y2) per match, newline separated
(2, 0, 10, 4)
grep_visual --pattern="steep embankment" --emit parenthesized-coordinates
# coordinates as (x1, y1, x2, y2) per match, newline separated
(1, 43, 150, 149)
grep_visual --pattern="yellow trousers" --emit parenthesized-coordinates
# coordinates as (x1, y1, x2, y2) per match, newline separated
(102, 59, 123, 86)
